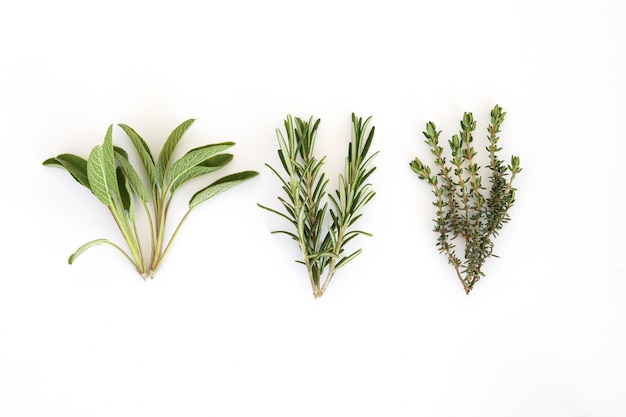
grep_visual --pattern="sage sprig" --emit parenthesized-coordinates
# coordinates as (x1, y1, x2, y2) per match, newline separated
(410, 105, 521, 293)
(44, 120, 258, 278)
(259, 114, 377, 298)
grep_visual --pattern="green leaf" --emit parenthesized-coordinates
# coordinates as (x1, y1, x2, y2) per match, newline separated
(117, 123, 157, 189)
(87, 126, 119, 207)
(335, 248, 363, 269)
(296, 205, 306, 241)
(257, 202, 296, 225)
(276, 128, 293, 176)
(271, 230, 300, 241)
(113, 146, 129, 159)
(68, 239, 111, 264)
(352, 190, 375, 214)
(361, 123, 375, 160)
(199, 152, 234, 168)
(114, 149, 150, 202)
(43, 153, 90, 190)
(156, 118, 195, 186)
(116, 167, 135, 220)
(105, 126, 121, 198)
(170, 153, 234, 193)
(189, 170, 258, 209)
(167, 142, 234, 188)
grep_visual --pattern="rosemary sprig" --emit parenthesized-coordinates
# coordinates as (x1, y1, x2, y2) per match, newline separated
(259, 114, 378, 298)
(410, 105, 521, 293)
(44, 120, 258, 278)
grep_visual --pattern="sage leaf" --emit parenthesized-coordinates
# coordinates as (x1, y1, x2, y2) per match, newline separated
(189, 171, 258, 209)
(68, 239, 111, 264)
(87, 146, 113, 206)
(87, 126, 119, 207)
(170, 153, 234, 192)
(156, 118, 195, 186)
(116, 167, 135, 221)
(113, 146, 128, 159)
(117, 123, 157, 189)
(43, 154, 90, 190)
(168, 142, 234, 187)
(114, 149, 150, 202)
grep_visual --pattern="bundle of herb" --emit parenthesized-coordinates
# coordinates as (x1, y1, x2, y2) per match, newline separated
(259, 114, 377, 298)
(410, 105, 521, 293)
(44, 119, 258, 278)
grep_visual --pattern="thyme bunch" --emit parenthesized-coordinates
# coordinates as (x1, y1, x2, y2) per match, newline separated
(259, 114, 377, 298)
(410, 105, 521, 293)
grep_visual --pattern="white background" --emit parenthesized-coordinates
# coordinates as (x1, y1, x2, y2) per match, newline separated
(1, 0, 625, 416)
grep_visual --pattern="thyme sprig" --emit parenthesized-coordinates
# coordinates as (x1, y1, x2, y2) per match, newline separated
(410, 105, 521, 293)
(259, 114, 377, 298)
(44, 120, 258, 278)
